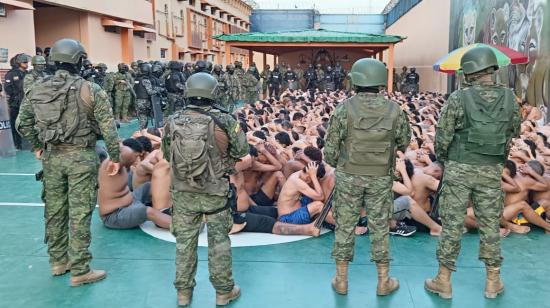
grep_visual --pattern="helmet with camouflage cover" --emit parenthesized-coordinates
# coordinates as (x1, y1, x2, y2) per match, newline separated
(185, 72, 218, 100)
(118, 63, 126, 72)
(49, 39, 87, 64)
(226, 64, 235, 73)
(206, 61, 213, 72)
(213, 64, 222, 72)
(31, 55, 47, 66)
(460, 45, 499, 75)
(131, 61, 138, 70)
(234, 60, 242, 69)
(348, 58, 388, 87)
(95, 63, 108, 73)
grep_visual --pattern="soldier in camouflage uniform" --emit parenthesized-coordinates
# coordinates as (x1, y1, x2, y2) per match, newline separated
(162, 73, 248, 306)
(242, 67, 259, 105)
(133, 63, 157, 129)
(234, 60, 245, 76)
(222, 64, 241, 112)
(23, 55, 47, 93)
(94, 63, 108, 89)
(212, 64, 226, 108)
(260, 64, 271, 98)
(16, 38, 120, 287)
(425, 46, 521, 300)
(294, 63, 304, 90)
(315, 64, 325, 91)
(324, 58, 410, 296)
(103, 70, 116, 110)
(130, 61, 139, 79)
(113, 63, 134, 122)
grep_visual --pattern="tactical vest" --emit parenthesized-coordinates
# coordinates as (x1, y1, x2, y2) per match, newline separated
(114, 72, 130, 91)
(271, 72, 281, 84)
(447, 86, 516, 165)
(168, 108, 229, 196)
(134, 76, 150, 99)
(30, 74, 98, 147)
(339, 95, 400, 176)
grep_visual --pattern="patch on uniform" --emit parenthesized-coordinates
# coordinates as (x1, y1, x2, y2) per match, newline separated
(234, 123, 241, 134)
(13, 76, 19, 81)
(5, 80, 11, 83)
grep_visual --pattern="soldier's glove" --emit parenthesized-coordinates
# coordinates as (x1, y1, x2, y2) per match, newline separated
(35, 170, 44, 182)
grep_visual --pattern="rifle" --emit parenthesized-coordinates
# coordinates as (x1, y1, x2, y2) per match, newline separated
(429, 181, 443, 220)
(315, 188, 335, 229)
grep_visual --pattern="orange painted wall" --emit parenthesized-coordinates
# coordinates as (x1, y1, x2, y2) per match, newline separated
(39, 0, 153, 24)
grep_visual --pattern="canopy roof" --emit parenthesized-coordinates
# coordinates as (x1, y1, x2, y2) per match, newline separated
(214, 29, 406, 44)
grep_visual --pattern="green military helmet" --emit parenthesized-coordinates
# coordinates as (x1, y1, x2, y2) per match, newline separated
(206, 61, 213, 72)
(131, 61, 138, 70)
(31, 55, 47, 65)
(168, 60, 183, 70)
(348, 58, 388, 87)
(460, 46, 499, 75)
(96, 63, 108, 70)
(50, 38, 87, 64)
(185, 72, 218, 100)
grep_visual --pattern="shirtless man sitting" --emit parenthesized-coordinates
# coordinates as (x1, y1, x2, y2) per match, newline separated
(278, 162, 332, 227)
(399, 160, 443, 236)
(98, 144, 171, 229)
(501, 160, 550, 234)
(242, 141, 284, 209)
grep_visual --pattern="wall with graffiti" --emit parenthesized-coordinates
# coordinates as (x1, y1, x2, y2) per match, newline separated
(450, 0, 548, 106)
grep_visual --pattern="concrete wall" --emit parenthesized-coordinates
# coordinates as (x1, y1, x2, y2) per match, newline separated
(39, 0, 153, 24)
(319, 14, 385, 34)
(0, 5, 36, 70)
(385, 0, 451, 94)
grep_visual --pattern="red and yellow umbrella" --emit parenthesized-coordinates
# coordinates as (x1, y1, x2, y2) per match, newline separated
(433, 43, 528, 74)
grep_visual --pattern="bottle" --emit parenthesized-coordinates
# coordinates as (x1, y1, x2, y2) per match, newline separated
(0, 93, 16, 157)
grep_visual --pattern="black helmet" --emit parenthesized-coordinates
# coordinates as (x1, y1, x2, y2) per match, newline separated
(194, 60, 207, 73)
(83, 59, 93, 69)
(168, 60, 183, 70)
(50, 39, 86, 65)
(140, 63, 152, 74)
(206, 61, 213, 72)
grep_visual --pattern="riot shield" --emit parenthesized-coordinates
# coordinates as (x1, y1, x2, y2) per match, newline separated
(151, 94, 164, 128)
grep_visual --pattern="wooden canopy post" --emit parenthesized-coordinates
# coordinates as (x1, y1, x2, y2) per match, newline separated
(225, 42, 231, 66)
(248, 49, 253, 66)
(262, 52, 266, 70)
(388, 44, 395, 93)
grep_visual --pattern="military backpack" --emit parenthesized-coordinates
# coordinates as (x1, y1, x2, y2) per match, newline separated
(167, 108, 229, 196)
(30, 74, 98, 146)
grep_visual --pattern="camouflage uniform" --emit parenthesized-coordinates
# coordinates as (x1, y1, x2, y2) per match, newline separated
(434, 81, 521, 271)
(113, 71, 134, 120)
(316, 68, 325, 90)
(16, 70, 120, 276)
(325, 93, 410, 263)
(135, 78, 156, 129)
(260, 68, 271, 96)
(162, 104, 248, 294)
(103, 72, 116, 107)
(241, 71, 259, 105)
(222, 73, 241, 111)
(23, 70, 46, 94)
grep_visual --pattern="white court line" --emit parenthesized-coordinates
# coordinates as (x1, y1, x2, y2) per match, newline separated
(0, 202, 99, 207)
(0, 202, 44, 207)
(0, 173, 36, 176)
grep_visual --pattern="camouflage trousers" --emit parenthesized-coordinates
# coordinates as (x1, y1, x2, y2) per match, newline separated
(114, 90, 132, 119)
(42, 147, 98, 276)
(243, 90, 259, 105)
(165, 93, 182, 118)
(332, 171, 393, 263)
(171, 191, 234, 293)
(136, 98, 152, 129)
(437, 161, 504, 271)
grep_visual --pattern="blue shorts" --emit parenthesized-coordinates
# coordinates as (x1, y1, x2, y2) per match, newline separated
(279, 196, 312, 225)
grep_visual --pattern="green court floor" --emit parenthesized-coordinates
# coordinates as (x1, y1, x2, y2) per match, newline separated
(1, 120, 549, 308)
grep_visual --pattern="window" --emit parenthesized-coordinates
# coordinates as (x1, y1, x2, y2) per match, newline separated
(164, 4, 168, 14)
(160, 48, 167, 59)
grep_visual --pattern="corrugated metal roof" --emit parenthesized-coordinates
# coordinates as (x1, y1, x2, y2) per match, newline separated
(213, 28, 405, 43)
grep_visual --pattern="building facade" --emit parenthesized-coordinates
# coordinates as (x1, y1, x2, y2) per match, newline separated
(0, 0, 252, 73)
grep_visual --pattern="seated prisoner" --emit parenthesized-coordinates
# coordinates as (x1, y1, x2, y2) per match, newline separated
(98, 142, 171, 229)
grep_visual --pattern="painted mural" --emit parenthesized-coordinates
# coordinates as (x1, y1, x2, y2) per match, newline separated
(450, 0, 548, 106)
